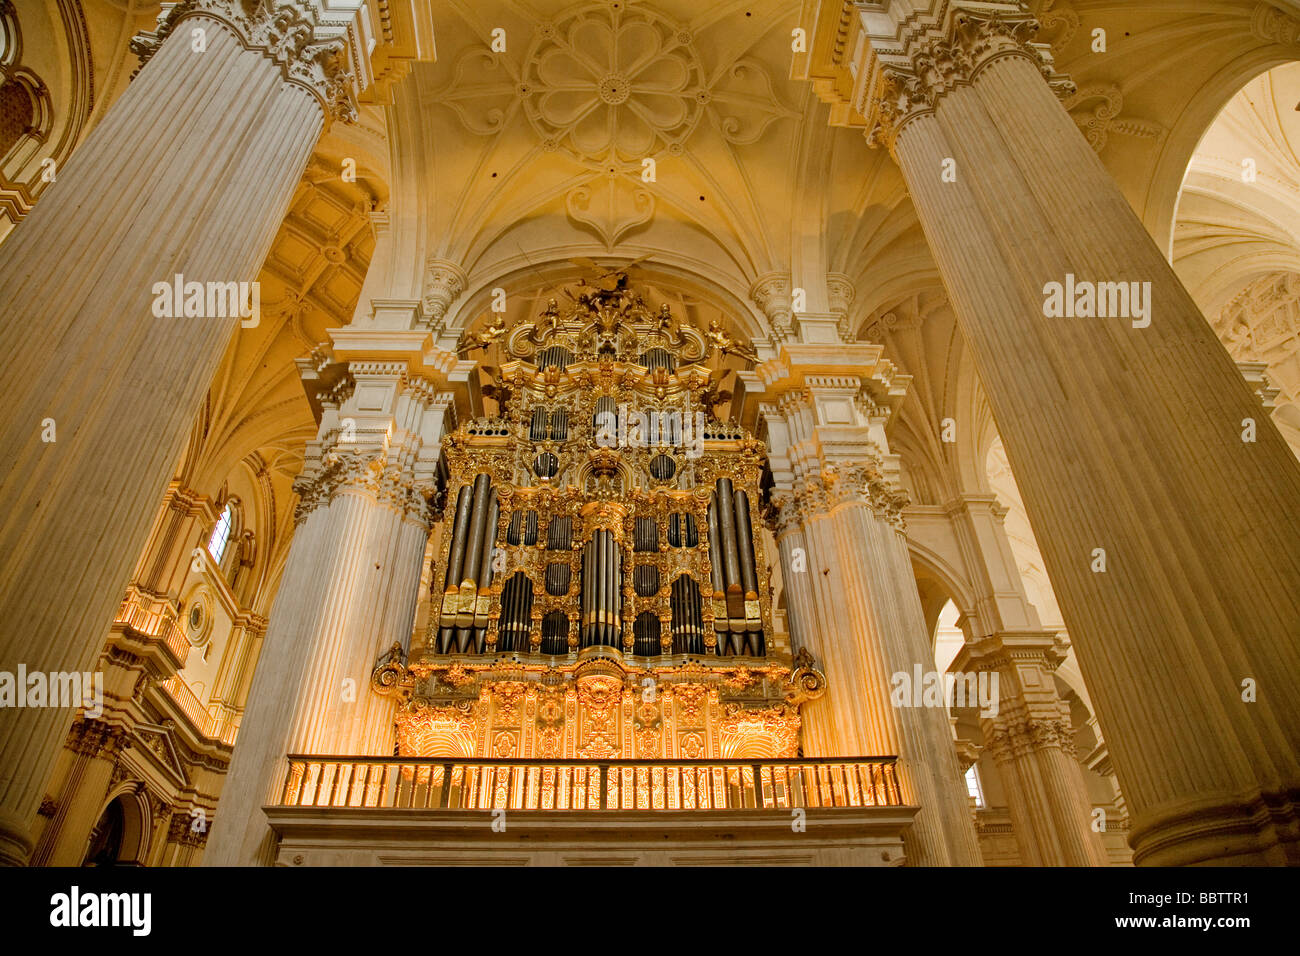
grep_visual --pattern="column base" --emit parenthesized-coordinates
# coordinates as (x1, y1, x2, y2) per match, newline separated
(1130, 786, 1300, 866)
(0, 811, 34, 866)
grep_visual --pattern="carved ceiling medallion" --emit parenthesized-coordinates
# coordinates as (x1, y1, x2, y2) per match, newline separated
(522, 2, 706, 169)
(434, 1, 797, 247)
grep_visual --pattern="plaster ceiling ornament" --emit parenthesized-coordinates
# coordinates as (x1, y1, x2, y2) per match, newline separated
(1253, 2, 1300, 45)
(566, 174, 656, 248)
(433, 1, 797, 246)
(1028, 0, 1079, 52)
(521, 2, 707, 167)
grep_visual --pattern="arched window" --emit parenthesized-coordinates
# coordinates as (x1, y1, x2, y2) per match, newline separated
(964, 764, 986, 809)
(207, 503, 233, 564)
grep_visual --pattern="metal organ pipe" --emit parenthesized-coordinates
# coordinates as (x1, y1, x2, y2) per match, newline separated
(444, 486, 473, 593)
(714, 478, 743, 618)
(604, 530, 616, 645)
(580, 529, 622, 648)
(439, 485, 473, 653)
(461, 474, 493, 592)
(612, 533, 622, 645)
(670, 574, 681, 651)
(707, 501, 724, 594)
(691, 578, 703, 651)
(733, 489, 759, 601)
(598, 531, 608, 643)
(476, 495, 499, 597)
(581, 538, 593, 646)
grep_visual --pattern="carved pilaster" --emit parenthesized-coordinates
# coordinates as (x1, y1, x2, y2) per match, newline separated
(774, 460, 909, 534)
(292, 451, 435, 527)
(166, 811, 212, 849)
(67, 719, 126, 759)
(984, 706, 1078, 764)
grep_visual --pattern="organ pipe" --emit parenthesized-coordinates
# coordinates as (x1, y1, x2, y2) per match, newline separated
(733, 490, 759, 601)
(714, 478, 744, 619)
(475, 494, 500, 629)
(460, 475, 493, 616)
(443, 486, 472, 601)
(707, 501, 724, 594)
(580, 529, 623, 648)
(581, 538, 592, 644)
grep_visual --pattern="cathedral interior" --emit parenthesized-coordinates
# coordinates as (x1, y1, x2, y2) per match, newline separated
(1, 0, 1299, 868)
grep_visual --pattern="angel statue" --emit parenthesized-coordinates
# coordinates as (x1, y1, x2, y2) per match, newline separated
(459, 318, 509, 354)
(706, 319, 757, 362)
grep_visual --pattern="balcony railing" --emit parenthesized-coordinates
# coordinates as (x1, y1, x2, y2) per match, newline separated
(115, 586, 189, 668)
(158, 676, 239, 746)
(277, 756, 902, 812)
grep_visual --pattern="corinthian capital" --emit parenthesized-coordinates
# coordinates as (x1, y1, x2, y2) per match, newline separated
(848, 3, 1074, 149)
(293, 449, 434, 527)
(131, 0, 358, 124)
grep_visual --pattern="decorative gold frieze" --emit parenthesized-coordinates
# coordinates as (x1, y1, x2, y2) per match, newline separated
(388, 648, 824, 762)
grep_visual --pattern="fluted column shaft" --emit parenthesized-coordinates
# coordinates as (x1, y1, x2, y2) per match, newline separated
(203, 485, 429, 866)
(778, 490, 981, 865)
(984, 698, 1107, 867)
(947, 496, 1107, 865)
(892, 45, 1300, 864)
(0, 15, 332, 864)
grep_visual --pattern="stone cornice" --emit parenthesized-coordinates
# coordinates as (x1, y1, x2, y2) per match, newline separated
(131, 0, 359, 124)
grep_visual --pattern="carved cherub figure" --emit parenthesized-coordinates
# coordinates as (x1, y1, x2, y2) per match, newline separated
(461, 318, 508, 353)
(540, 298, 562, 334)
(706, 318, 756, 361)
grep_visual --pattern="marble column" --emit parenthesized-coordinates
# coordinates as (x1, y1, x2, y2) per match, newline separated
(955, 633, 1108, 866)
(0, 1, 354, 865)
(867, 5, 1300, 864)
(759, 326, 981, 865)
(203, 363, 453, 866)
(946, 494, 1108, 865)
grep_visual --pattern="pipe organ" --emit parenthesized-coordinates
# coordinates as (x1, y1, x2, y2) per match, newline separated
(375, 276, 825, 762)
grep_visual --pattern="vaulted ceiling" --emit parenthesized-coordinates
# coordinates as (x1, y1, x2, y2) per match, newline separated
(24, 0, 1300, 608)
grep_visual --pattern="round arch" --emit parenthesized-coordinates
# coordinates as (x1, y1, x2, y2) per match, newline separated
(444, 253, 772, 346)
(1145, 48, 1300, 258)
(83, 784, 152, 867)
